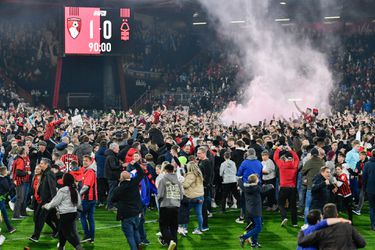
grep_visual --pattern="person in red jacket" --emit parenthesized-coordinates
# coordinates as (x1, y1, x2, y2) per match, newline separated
(43, 115, 65, 141)
(273, 145, 299, 227)
(12, 147, 31, 219)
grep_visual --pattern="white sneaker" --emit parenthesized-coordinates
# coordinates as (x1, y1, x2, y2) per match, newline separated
(168, 240, 176, 250)
(178, 227, 186, 236)
(155, 232, 162, 236)
(0, 235, 5, 246)
(26, 207, 34, 212)
(8, 201, 15, 211)
(57, 242, 66, 249)
(281, 218, 288, 227)
(301, 224, 308, 230)
(211, 201, 217, 208)
(232, 204, 237, 209)
(183, 228, 188, 234)
(235, 217, 245, 224)
(208, 212, 213, 218)
(192, 229, 203, 235)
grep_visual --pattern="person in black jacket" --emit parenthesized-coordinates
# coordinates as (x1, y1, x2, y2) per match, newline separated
(231, 140, 246, 169)
(0, 167, 16, 233)
(36, 141, 52, 164)
(298, 203, 366, 250)
(104, 143, 123, 210)
(197, 146, 213, 231)
(111, 163, 144, 250)
(29, 158, 58, 242)
(239, 174, 273, 248)
(363, 149, 375, 230)
(310, 166, 333, 211)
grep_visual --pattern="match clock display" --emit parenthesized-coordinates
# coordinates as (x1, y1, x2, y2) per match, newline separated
(64, 7, 132, 55)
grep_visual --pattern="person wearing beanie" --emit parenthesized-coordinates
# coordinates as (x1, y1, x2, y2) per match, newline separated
(301, 147, 326, 225)
(236, 148, 263, 224)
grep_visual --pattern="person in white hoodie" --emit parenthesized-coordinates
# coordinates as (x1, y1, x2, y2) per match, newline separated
(220, 151, 240, 212)
(43, 173, 83, 250)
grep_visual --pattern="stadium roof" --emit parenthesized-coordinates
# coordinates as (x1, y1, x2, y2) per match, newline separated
(1, 0, 374, 23)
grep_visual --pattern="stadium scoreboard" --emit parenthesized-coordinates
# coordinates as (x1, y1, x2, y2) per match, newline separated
(64, 7, 132, 55)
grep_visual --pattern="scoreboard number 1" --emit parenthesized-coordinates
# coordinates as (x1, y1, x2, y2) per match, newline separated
(89, 20, 112, 40)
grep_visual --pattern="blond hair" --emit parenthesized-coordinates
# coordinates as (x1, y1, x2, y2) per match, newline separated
(248, 174, 259, 184)
(186, 161, 203, 180)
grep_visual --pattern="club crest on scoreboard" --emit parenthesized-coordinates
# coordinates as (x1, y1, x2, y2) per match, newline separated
(67, 17, 81, 39)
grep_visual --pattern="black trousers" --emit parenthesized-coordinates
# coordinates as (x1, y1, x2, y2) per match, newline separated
(159, 207, 178, 246)
(202, 187, 210, 228)
(59, 212, 80, 248)
(33, 203, 58, 239)
(97, 178, 109, 204)
(263, 178, 277, 206)
(221, 183, 240, 212)
(278, 187, 297, 225)
(337, 195, 353, 221)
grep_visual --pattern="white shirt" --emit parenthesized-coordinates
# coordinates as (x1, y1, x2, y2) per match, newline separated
(262, 159, 276, 181)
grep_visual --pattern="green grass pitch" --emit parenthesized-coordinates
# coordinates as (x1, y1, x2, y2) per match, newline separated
(3, 206, 375, 249)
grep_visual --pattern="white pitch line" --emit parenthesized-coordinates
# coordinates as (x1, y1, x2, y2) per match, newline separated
(7, 220, 158, 241)
(7, 209, 238, 241)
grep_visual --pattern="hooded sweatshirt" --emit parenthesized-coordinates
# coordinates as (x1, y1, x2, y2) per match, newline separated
(44, 186, 81, 214)
(80, 161, 97, 201)
(157, 173, 183, 208)
(237, 155, 263, 184)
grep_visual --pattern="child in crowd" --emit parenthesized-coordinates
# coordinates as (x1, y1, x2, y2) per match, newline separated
(239, 174, 273, 248)
(70, 160, 84, 190)
(334, 165, 353, 221)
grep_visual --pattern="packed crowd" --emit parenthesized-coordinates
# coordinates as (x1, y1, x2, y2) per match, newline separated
(0, 98, 373, 249)
(123, 20, 196, 73)
(329, 34, 375, 112)
(151, 33, 375, 114)
(0, 13, 59, 93)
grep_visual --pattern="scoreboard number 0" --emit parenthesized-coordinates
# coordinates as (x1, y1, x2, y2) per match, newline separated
(89, 20, 112, 40)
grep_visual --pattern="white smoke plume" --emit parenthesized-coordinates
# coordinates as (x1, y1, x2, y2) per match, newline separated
(196, 0, 334, 124)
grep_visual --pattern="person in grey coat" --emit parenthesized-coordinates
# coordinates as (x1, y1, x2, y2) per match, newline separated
(43, 173, 83, 250)
(157, 164, 183, 250)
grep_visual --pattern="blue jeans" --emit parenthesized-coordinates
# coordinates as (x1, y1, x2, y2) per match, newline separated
(122, 215, 141, 250)
(80, 200, 96, 240)
(241, 216, 262, 243)
(189, 196, 204, 230)
(304, 189, 312, 223)
(0, 200, 13, 230)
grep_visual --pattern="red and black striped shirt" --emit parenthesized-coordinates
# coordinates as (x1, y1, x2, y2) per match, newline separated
(336, 173, 352, 197)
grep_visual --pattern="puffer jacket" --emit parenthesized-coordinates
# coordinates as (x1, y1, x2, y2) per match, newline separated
(44, 186, 81, 214)
(182, 172, 204, 199)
